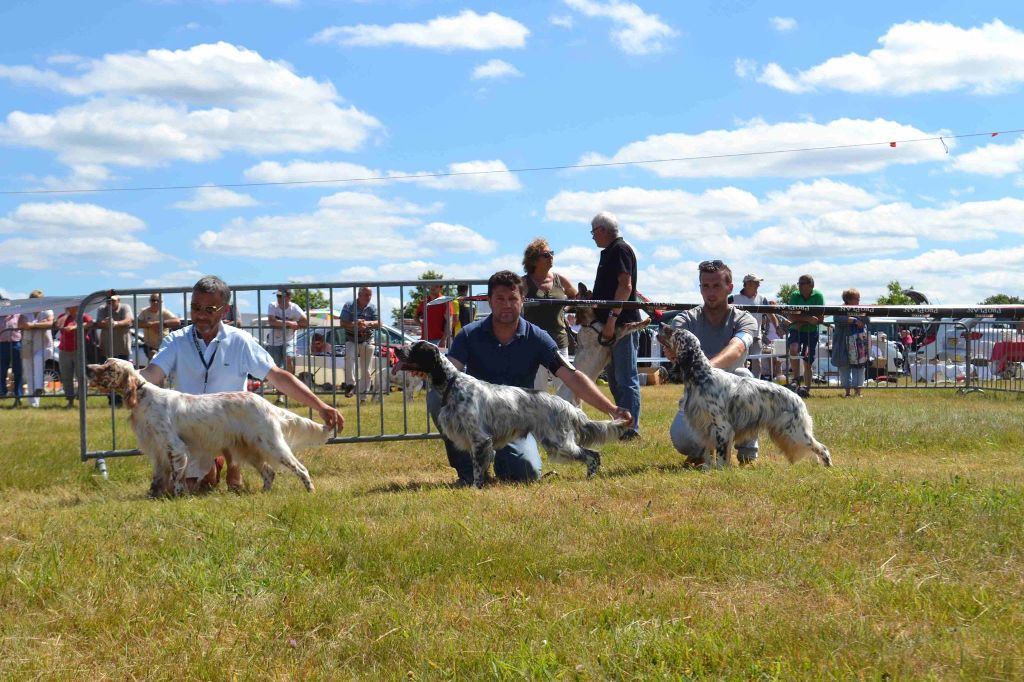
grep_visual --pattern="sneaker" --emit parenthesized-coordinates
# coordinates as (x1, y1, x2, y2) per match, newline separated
(28, 397, 40, 408)
(619, 429, 641, 442)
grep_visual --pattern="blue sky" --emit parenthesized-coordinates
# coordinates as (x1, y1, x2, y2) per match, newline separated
(3, 0, 1024, 317)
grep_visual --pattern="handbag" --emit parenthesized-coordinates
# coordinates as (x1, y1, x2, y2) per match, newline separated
(847, 331, 868, 367)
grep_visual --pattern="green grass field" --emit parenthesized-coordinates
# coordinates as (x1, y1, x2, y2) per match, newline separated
(2, 386, 1022, 680)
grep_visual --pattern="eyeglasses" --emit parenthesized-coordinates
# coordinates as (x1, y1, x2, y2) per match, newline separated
(190, 304, 225, 315)
(541, 251, 554, 258)
(698, 260, 725, 272)
(149, 298, 160, 303)
(590, 227, 603, 235)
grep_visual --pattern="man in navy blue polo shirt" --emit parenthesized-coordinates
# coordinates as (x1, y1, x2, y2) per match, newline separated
(427, 270, 632, 485)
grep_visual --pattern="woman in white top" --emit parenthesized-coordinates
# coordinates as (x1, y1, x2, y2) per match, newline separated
(19, 290, 54, 408)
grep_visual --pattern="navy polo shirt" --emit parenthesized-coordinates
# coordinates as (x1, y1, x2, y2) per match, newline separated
(448, 316, 563, 389)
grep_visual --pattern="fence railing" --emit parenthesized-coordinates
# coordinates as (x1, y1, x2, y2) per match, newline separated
(74, 279, 487, 476)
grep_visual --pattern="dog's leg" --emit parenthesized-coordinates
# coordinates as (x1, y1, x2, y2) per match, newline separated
(542, 439, 601, 478)
(253, 432, 315, 492)
(260, 463, 277, 492)
(471, 438, 494, 489)
(769, 430, 832, 467)
(707, 421, 733, 469)
(167, 442, 191, 497)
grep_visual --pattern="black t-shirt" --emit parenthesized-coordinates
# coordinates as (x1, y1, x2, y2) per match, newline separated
(593, 237, 639, 323)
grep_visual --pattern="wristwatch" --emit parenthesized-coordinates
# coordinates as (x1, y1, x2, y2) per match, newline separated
(608, 311, 620, 318)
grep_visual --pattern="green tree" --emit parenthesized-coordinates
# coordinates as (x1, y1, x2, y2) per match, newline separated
(391, 271, 453, 324)
(290, 287, 329, 311)
(875, 280, 915, 305)
(776, 283, 797, 302)
(980, 293, 1024, 304)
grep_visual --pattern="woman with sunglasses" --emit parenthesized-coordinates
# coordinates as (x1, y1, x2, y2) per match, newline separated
(522, 238, 578, 390)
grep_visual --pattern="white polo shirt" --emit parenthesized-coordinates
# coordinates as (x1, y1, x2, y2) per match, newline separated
(152, 323, 275, 394)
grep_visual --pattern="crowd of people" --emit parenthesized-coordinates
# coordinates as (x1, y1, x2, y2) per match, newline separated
(2, 209, 879, 488)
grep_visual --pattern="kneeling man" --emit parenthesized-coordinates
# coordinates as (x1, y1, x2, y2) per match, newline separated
(664, 260, 760, 465)
(428, 270, 631, 485)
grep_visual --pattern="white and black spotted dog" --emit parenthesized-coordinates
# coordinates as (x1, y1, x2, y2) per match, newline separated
(660, 327, 832, 469)
(395, 341, 629, 487)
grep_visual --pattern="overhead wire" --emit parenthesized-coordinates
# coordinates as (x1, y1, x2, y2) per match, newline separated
(2, 127, 1022, 196)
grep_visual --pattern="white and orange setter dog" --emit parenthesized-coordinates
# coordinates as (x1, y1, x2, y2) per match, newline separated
(87, 358, 329, 497)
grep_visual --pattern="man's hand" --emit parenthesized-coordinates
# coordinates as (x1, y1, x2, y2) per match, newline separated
(610, 406, 633, 427)
(317, 404, 344, 431)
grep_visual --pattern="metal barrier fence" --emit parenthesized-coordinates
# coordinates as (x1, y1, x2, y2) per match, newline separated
(75, 279, 487, 476)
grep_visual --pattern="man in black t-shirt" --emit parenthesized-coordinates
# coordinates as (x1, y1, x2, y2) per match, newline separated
(590, 211, 641, 440)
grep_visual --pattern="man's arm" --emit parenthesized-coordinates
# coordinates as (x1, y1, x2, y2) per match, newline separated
(599, 272, 633, 341)
(140, 363, 166, 384)
(164, 311, 181, 330)
(117, 310, 134, 327)
(706, 338, 748, 370)
(555, 366, 633, 425)
(266, 366, 344, 430)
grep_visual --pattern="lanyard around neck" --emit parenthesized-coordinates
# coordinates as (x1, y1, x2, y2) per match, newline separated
(192, 327, 219, 391)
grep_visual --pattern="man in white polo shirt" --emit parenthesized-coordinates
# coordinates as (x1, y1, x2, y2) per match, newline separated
(141, 275, 344, 492)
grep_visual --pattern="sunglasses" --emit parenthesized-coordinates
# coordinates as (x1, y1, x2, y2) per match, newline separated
(540, 251, 555, 258)
(190, 304, 225, 315)
(698, 259, 725, 272)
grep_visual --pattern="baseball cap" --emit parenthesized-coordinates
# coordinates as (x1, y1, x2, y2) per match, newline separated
(742, 274, 764, 284)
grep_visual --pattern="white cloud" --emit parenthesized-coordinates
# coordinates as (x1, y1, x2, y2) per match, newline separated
(770, 17, 797, 32)
(550, 15, 574, 29)
(472, 59, 524, 80)
(0, 42, 382, 174)
(652, 245, 681, 260)
(734, 58, 757, 78)
(312, 10, 529, 50)
(244, 158, 522, 192)
(195, 191, 495, 261)
(173, 186, 260, 211)
(757, 19, 1024, 94)
(577, 117, 950, 178)
(140, 270, 206, 289)
(564, 0, 677, 55)
(0, 202, 163, 270)
(951, 136, 1024, 176)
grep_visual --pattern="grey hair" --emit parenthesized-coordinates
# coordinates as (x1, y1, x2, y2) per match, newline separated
(591, 211, 619, 236)
(192, 275, 231, 305)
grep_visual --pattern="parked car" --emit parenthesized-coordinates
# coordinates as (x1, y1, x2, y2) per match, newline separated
(291, 323, 418, 392)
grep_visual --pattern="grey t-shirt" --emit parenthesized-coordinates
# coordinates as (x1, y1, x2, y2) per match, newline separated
(671, 305, 759, 372)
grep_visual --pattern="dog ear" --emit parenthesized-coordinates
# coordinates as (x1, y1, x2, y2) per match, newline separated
(123, 366, 139, 409)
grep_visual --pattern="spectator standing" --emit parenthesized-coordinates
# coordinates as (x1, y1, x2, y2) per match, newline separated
(729, 274, 779, 379)
(340, 286, 380, 399)
(0, 310, 23, 406)
(428, 271, 631, 485)
(786, 274, 825, 398)
(137, 293, 181, 359)
(764, 300, 788, 382)
(266, 288, 308, 377)
(18, 290, 53, 408)
(590, 211, 641, 440)
(93, 295, 134, 361)
(141, 276, 343, 492)
(55, 304, 93, 408)
(522, 238, 578, 390)
(832, 288, 869, 398)
(414, 284, 450, 346)
(455, 284, 474, 333)
(665, 260, 760, 465)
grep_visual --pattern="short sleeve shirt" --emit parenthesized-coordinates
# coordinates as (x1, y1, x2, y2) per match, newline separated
(137, 307, 177, 348)
(415, 295, 448, 342)
(730, 291, 769, 329)
(671, 305, 759, 372)
(95, 304, 133, 356)
(593, 237, 640, 324)
(448, 316, 565, 389)
(787, 289, 825, 332)
(266, 301, 305, 346)
(152, 323, 275, 394)
(340, 301, 378, 344)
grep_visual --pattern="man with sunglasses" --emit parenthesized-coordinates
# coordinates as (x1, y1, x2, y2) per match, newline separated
(590, 211, 642, 441)
(663, 260, 760, 465)
(141, 276, 344, 492)
(137, 293, 181, 360)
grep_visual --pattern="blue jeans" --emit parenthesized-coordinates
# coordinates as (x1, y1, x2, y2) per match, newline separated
(606, 331, 641, 433)
(670, 367, 758, 464)
(427, 389, 542, 483)
(839, 365, 865, 390)
(0, 341, 23, 398)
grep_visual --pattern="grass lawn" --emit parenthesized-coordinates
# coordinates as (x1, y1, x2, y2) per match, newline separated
(1, 385, 1022, 680)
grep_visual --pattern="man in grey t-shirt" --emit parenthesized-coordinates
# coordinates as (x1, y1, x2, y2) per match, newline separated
(665, 260, 760, 464)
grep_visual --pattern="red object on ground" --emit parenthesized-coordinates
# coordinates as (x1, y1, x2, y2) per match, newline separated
(991, 341, 1024, 373)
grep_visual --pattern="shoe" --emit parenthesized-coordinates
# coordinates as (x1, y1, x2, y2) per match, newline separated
(28, 397, 40, 408)
(65, 400, 75, 409)
(796, 386, 810, 398)
(341, 383, 356, 398)
(619, 429, 641, 442)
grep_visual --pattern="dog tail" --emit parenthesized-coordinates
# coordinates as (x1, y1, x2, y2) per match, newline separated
(575, 415, 630, 447)
(279, 411, 332, 452)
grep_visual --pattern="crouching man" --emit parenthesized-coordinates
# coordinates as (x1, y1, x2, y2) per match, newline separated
(664, 260, 760, 465)
(428, 270, 632, 486)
